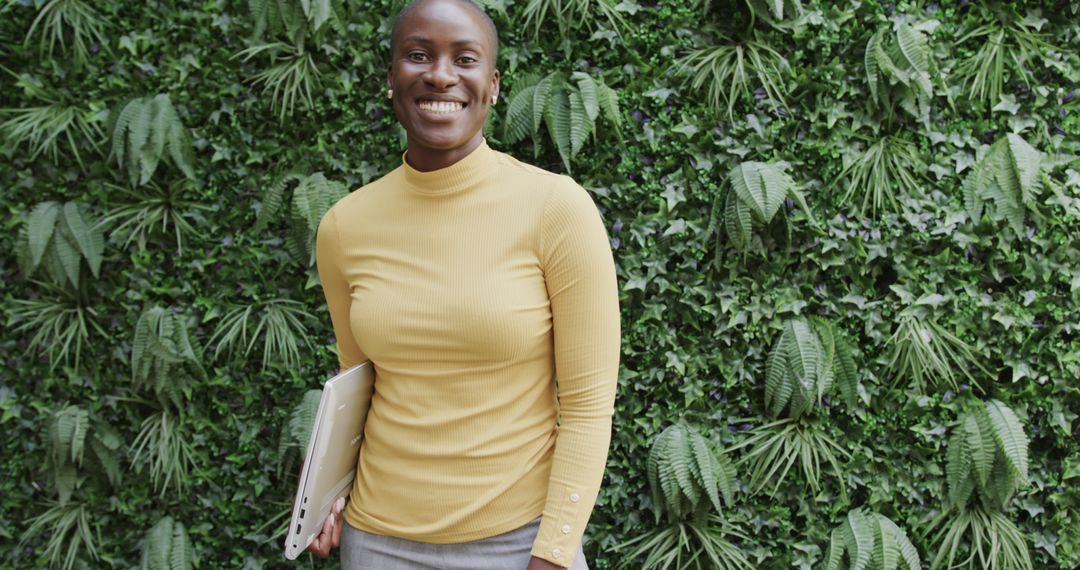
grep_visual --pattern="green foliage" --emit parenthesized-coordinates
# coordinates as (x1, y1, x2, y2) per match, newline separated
(837, 134, 925, 217)
(730, 417, 849, 500)
(863, 21, 938, 124)
(964, 133, 1046, 237)
(17, 201, 103, 289)
(825, 509, 920, 570)
(520, 0, 625, 40)
(235, 41, 323, 123)
(503, 71, 622, 172)
(885, 311, 988, 393)
(140, 516, 197, 570)
(946, 399, 1029, 511)
(130, 410, 196, 497)
(254, 171, 348, 266)
(645, 421, 736, 523)
(953, 7, 1055, 108)
(131, 306, 204, 411)
(277, 389, 321, 477)
(615, 422, 747, 569)
(100, 180, 209, 254)
(0, 73, 103, 166)
(209, 298, 318, 370)
(930, 399, 1032, 569)
(717, 160, 809, 251)
(612, 514, 752, 570)
(20, 0, 108, 66)
(18, 500, 99, 570)
(7, 290, 103, 369)
(764, 317, 858, 419)
(3, 0, 1078, 568)
(108, 94, 196, 187)
(44, 405, 122, 505)
(678, 36, 788, 119)
(929, 504, 1032, 570)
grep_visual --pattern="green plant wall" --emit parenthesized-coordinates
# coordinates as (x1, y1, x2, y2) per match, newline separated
(2, 0, 1078, 568)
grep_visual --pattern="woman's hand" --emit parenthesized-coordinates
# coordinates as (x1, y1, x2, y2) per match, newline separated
(526, 555, 567, 570)
(306, 497, 347, 558)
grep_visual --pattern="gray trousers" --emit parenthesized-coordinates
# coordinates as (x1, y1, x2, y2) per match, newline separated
(341, 517, 588, 570)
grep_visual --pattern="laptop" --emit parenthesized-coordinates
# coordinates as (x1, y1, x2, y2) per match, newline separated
(284, 361, 375, 560)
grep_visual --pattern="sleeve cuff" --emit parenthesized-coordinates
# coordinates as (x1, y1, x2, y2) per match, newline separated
(530, 486, 588, 567)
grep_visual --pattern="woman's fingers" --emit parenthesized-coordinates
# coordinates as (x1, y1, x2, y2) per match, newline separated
(306, 497, 347, 558)
(331, 497, 346, 547)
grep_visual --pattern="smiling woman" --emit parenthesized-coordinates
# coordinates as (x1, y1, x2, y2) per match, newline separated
(302, 0, 621, 569)
(388, 0, 500, 171)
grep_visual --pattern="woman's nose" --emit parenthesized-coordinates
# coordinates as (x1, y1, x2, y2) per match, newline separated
(423, 57, 458, 88)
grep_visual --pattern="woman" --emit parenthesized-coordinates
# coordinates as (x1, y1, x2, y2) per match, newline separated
(307, 0, 620, 567)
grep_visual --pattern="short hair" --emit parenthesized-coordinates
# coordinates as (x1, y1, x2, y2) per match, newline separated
(389, 0, 499, 68)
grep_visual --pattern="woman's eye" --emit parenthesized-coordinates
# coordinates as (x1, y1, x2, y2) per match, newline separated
(407, 52, 428, 62)
(458, 56, 477, 64)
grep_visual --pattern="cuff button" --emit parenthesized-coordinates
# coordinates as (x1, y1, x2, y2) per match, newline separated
(569, 493, 580, 503)
(552, 548, 562, 558)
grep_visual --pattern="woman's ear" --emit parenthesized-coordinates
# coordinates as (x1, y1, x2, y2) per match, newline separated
(491, 69, 500, 102)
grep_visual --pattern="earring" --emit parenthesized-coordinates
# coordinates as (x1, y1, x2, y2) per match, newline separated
(491, 94, 497, 105)
(387, 89, 393, 99)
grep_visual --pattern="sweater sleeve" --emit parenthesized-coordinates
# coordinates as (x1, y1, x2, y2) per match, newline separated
(316, 206, 367, 371)
(530, 179, 620, 567)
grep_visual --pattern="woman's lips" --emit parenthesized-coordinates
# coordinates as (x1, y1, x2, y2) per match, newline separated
(417, 99, 466, 114)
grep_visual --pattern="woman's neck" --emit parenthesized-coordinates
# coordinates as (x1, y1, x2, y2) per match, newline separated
(404, 134, 485, 172)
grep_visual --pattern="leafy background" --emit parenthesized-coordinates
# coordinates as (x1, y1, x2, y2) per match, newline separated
(2, 0, 1078, 568)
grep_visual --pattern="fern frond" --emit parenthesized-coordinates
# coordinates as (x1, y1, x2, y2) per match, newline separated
(984, 399, 1028, 483)
(503, 83, 537, 144)
(27, 201, 61, 270)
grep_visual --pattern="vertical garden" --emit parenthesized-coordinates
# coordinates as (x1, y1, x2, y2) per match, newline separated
(2, 0, 1078, 568)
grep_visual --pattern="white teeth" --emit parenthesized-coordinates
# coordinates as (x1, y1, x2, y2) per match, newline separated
(418, 100, 464, 114)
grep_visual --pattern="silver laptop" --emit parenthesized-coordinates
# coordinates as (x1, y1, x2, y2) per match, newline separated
(284, 361, 375, 560)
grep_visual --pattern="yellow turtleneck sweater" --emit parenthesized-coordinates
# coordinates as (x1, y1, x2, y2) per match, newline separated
(315, 141, 620, 567)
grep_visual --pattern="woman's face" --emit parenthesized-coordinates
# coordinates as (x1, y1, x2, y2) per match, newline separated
(388, 0, 499, 170)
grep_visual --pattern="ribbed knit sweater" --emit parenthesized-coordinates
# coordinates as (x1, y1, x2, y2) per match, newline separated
(314, 140, 620, 567)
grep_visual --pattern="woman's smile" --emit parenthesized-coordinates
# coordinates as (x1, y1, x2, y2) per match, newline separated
(416, 99, 467, 115)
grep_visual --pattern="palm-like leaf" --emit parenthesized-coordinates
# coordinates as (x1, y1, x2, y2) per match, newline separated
(520, 0, 627, 40)
(236, 41, 323, 123)
(953, 13, 1054, 107)
(885, 314, 988, 393)
(678, 36, 788, 119)
(23, 0, 108, 66)
(8, 290, 103, 369)
(131, 410, 196, 497)
(0, 96, 103, 167)
(209, 298, 317, 370)
(612, 514, 752, 570)
(19, 500, 99, 570)
(728, 418, 849, 499)
(837, 134, 925, 218)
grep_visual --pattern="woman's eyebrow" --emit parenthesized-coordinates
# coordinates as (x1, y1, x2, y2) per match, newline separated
(400, 35, 484, 50)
